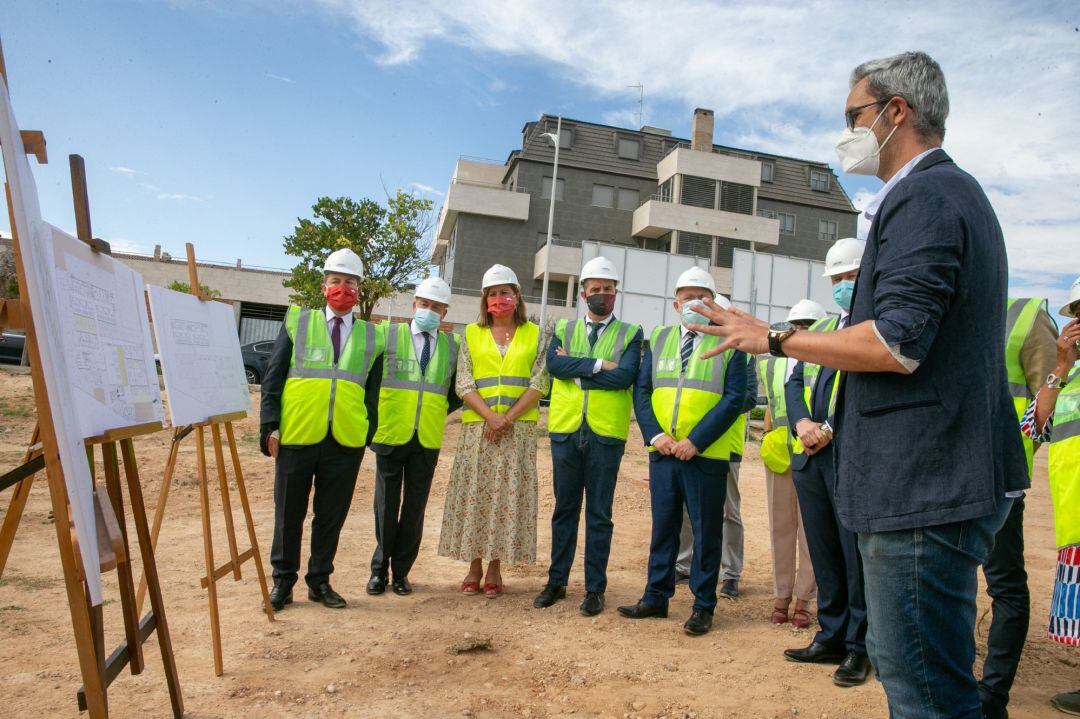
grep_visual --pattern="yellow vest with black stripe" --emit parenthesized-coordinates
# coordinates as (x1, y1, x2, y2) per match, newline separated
(1004, 297, 1049, 474)
(1048, 363, 1080, 548)
(757, 355, 796, 472)
(280, 306, 385, 447)
(648, 325, 741, 461)
(372, 322, 459, 449)
(462, 322, 540, 423)
(790, 316, 839, 462)
(548, 317, 639, 441)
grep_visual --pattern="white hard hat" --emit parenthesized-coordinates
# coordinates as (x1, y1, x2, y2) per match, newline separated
(822, 237, 866, 277)
(323, 248, 364, 279)
(787, 299, 828, 324)
(1060, 276, 1080, 318)
(674, 266, 716, 295)
(481, 264, 519, 290)
(579, 256, 619, 284)
(415, 277, 451, 305)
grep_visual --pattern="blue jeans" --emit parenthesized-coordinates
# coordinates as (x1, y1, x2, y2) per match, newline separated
(859, 498, 1014, 719)
(547, 426, 625, 593)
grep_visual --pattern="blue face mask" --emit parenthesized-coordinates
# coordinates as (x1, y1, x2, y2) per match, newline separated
(832, 280, 855, 311)
(413, 307, 441, 333)
(680, 299, 709, 327)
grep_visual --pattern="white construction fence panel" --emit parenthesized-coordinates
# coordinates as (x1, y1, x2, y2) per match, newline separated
(731, 248, 835, 323)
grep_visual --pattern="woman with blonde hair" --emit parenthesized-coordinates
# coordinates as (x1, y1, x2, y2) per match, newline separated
(438, 264, 549, 597)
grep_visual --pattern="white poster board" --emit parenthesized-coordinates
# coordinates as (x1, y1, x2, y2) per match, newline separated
(147, 285, 249, 426)
(0, 75, 102, 602)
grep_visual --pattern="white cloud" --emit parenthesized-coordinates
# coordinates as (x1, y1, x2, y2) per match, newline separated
(313, 0, 1080, 289)
(157, 192, 211, 202)
(110, 166, 141, 175)
(411, 182, 444, 196)
(264, 72, 295, 84)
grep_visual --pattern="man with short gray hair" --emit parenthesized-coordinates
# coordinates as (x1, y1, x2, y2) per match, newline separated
(688, 51, 1027, 718)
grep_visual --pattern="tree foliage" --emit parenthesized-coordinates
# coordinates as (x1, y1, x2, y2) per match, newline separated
(166, 280, 221, 298)
(0, 249, 19, 299)
(282, 192, 434, 319)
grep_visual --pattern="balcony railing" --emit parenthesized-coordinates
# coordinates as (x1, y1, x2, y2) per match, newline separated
(534, 236, 583, 250)
(450, 177, 529, 193)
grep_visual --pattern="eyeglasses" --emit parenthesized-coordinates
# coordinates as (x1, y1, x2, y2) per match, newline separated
(845, 99, 890, 131)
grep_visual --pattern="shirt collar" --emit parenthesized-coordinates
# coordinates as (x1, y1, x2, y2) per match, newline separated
(324, 306, 354, 328)
(410, 319, 433, 336)
(586, 313, 614, 328)
(862, 147, 941, 223)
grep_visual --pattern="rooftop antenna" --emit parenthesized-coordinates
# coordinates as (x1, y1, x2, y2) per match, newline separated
(628, 83, 644, 128)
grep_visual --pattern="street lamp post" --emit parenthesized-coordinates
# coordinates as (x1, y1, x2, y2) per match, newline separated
(538, 115, 562, 332)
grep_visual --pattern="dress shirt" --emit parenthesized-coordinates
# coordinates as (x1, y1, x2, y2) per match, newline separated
(409, 319, 435, 363)
(324, 305, 355, 352)
(585, 313, 615, 375)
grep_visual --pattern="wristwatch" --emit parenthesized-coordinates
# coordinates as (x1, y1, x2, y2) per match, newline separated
(1046, 372, 1069, 390)
(768, 322, 797, 358)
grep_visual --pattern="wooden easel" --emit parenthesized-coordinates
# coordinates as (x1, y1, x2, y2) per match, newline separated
(137, 241, 274, 677)
(0, 54, 183, 719)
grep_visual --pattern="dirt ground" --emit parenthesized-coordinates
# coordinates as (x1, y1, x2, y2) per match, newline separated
(0, 367, 1075, 718)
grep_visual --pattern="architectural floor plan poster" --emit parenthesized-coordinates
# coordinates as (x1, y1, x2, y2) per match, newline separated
(51, 223, 164, 436)
(0, 74, 102, 602)
(147, 285, 249, 426)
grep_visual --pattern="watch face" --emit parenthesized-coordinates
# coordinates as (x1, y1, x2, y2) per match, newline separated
(769, 321, 795, 333)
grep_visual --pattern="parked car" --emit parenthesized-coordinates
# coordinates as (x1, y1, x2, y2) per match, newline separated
(0, 331, 25, 364)
(241, 340, 274, 384)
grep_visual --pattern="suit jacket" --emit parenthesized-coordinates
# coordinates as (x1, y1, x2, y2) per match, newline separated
(834, 150, 1028, 533)
(633, 338, 747, 465)
(546, 320, 643, 445)
(785, 360, 839, 472)
(259, 319, 381, 454)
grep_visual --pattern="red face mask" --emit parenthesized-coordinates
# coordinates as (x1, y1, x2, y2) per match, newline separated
(323, 284, 358, 314)
(486, 294, 516, 319)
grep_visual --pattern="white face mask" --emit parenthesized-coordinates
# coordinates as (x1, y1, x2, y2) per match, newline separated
(834, 104, 898, 175)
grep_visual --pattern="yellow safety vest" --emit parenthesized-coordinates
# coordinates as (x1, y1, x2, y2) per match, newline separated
(462, 322, 541, 423)
(1004, 297, 1049, 474)
(758, 355, 795, 474)
(548, 317, 639, 441)
(648, 325, 742, 461)
(1048, 363, 1080, 548)
(280, 306, 385, 447)
(791, 316, 839, 462)
(372, 322, 459, 449)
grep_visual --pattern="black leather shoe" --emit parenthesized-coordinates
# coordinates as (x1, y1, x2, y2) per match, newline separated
(392, 577, 412, 596)
(683, 609, 713, 636)
(617, 601, 668, 619)
(533, 584, 566, 608)
(267, 583, 293, 612)
(833, 652, 871, 687)
(366, 574, 387, 596)
(981, 699, 1009, 719)
(580, 592, 604, 617)
(308, 583, 347, 608)
(719, 578, 740, 599)
(783, 641, 847, 664)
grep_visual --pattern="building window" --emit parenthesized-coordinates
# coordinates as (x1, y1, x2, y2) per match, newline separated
(810, 170, 830, 192)
(680, 175, 716, 209)
(778, 212, 796, 234)
(616, 187, 640, 211)
(559, 127, 573, 149)
(761, 161, 775, 183)
(757, 208, 777, 219)
(617, 137, 641, 160)
(591, 184, 614, 208)
(715, 236, 752, 268)
(819, 219, 837, 243)
(655, 177, 673, 203)
(640, 232, 672, 253)
(719, 181, 754, 215)
(541, 176, 565, 200)
(677, 231, 713, 260)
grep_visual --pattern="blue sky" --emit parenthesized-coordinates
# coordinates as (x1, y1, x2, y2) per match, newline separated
(1, 0, 1077, 321)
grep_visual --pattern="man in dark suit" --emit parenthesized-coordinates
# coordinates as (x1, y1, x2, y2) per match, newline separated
(687, 52, 1027, 719)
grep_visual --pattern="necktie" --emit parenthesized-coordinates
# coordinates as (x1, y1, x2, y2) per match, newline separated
(419, 332, 431, 375)
(331, 316, 342, 364)
(588, 322, 602, 348)
(681, 330, 697, 372)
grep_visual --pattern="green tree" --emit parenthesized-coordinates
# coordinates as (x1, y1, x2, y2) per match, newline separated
(0, 249, 19, 299)
(282, 192, 434, 319)
(166, 280, 221, 298)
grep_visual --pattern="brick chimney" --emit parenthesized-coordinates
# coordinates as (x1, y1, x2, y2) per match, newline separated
(691, 108, 714, 152)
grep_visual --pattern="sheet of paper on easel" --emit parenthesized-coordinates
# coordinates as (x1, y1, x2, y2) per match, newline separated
(147, 285, 249, 426)
(0, 75, 103, 603)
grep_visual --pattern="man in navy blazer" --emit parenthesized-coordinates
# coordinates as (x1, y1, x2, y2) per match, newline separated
(687, 52, 1026, 719)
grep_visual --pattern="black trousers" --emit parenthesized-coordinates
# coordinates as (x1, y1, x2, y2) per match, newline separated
(979, 496, 1030, 712)
(370, 436, 440, 580)
(270, 434, 364, 590)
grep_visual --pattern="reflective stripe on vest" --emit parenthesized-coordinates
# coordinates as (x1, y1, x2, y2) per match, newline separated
(372, 322, 459, 449)
(548, 317, 638, 441)
(280, 306, 385, 447)
(1005, 297, 1047, 473)
(648, 325, 740, 460)
(462, 322, 540, 423)
(792, 316, 839, 460)
(1048, 363, 1080, 548)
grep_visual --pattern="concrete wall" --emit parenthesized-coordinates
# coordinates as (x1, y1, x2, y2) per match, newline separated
(117, 254, 293, 305)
